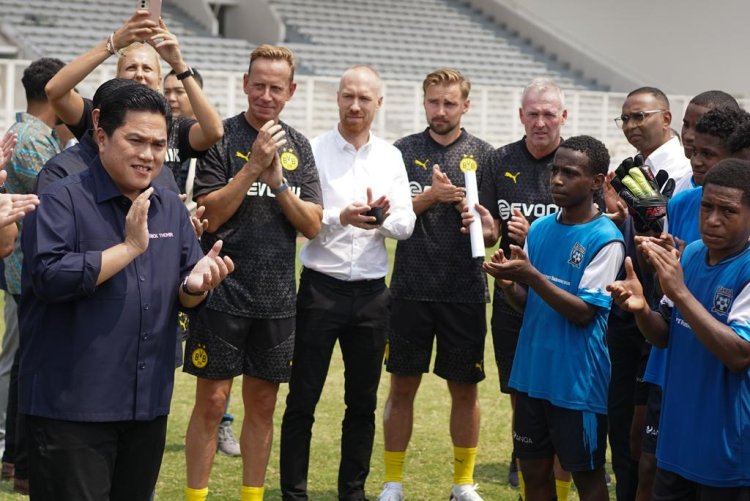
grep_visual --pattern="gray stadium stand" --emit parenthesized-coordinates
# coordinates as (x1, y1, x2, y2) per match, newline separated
(0, 0, 602, 90)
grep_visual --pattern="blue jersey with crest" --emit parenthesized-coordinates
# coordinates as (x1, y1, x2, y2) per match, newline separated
(509, 212, 624, 414)
(656, 241, 750, 487)
(644, 186, 703, 386)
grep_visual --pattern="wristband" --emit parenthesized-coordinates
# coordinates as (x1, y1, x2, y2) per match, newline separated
(175, 68, 194, 81)
(181, 276, 207, 297)
(271, 181, 289, 196)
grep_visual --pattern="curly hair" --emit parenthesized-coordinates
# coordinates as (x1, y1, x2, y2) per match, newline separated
(558, 135, 610, 176)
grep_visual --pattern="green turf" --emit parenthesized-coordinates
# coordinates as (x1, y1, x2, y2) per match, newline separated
(0, 239, 614, 500)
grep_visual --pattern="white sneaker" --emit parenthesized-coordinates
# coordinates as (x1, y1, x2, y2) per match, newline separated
(449, 484, 483, 501)
(378, 482, 404, 501)
(216, 421, 241, 456)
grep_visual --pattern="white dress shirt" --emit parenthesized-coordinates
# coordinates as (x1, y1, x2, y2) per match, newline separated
(644, 136, 692, 196)
(300, 126, 416, 281)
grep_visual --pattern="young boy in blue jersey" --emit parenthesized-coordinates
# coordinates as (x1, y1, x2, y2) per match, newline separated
(668, 107, 749, 244)
(484, 135, 625, 501)
(609, 159, 750, 500)
(631, 105, 748, 501)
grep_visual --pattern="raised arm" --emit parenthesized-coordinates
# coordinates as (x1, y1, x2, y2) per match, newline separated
(45, 10, 156, 127)
(150, 19, 223, 150)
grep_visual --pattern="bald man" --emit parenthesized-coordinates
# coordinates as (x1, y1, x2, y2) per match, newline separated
(279, 65, 416, 501)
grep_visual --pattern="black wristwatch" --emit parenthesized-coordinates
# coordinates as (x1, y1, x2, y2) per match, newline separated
(175, 67, 194, 81)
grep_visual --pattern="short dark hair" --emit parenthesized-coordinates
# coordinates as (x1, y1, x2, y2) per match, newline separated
(690, 90, 740, 111)
(22, 57, 64, 103)
(98, 84, 171, 137)
(165, 68, 204, 89)
(558, 135, 610, 176)
(728, 118, 750, 154)
(695, 108, 750, 150)
(703, 159, 750, 207)
(627, 86, 670, 109)
(92, 78, 139, 109)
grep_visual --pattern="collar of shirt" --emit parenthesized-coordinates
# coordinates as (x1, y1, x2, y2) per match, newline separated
(333, 125, 373, 153)
(644, 136, 690, 185)
(15, 111, 58, 142)
(422, 127, 466, 149)
(89, 156, 161, 205)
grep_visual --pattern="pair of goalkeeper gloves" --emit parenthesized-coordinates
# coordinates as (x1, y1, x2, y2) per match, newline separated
(610, 154, 675, 233)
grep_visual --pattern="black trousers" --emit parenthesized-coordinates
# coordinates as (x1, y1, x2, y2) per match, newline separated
(26, 415, 167, 501)
(606, 322, 645, 501)
(280, 268, 390, 501)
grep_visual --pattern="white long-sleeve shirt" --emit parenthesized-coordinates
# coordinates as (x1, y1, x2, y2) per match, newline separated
(300, 126, 416, 281)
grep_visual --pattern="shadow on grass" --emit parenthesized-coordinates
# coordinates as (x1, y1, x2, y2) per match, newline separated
(264, 487, 339, 499)
(475, 460, 512, 485)
(164, 443, 185, 453)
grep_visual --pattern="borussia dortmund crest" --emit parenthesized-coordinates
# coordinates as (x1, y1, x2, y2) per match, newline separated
(191, 344, 208, 368)
(568, 242, 586, 268)
(459, 154, 477, 172)
(280, 148, 299, 171)
(712, 286, 733, 316)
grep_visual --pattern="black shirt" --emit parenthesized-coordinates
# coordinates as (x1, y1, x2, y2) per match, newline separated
(194, 113, 322, 318)
(390, 129, 493, 303)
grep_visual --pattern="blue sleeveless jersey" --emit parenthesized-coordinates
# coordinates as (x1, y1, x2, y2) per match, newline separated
(657, 241, 750, 487)
(509, 213, 624, 414)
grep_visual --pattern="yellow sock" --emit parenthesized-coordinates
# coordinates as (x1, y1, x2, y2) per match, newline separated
(384, 450, 406, 483)
(453, 446, 477, 485)
(555, 479, 572, 500)
(184, 486, 208, 501)
(240, 485, 264, 501)
(518, 469, 525, 500)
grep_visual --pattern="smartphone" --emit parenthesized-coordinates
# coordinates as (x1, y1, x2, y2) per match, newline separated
(137, 0, 161, 24)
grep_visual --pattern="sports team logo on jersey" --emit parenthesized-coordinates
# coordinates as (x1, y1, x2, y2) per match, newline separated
(460, 154, 478, 172)
(504, 171, 521, 183)
(280, 148, 299, 171)
(414, 158, 430, 170)
(191, 344, 208, 369)
(711, 286, 733, 316)
(235, 150, 252, 162)
(568, 242, 586, 268)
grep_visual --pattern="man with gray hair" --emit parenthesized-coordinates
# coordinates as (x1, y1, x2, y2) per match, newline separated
(279, 64, 415, 501)
(481, 77, 573, 499)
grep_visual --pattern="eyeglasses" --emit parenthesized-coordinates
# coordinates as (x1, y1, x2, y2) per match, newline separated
(614, 109, 666, 129)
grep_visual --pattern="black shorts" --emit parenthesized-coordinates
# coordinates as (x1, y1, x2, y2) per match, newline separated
(491, 293, 523, 394)
(386, 299, 486, 383)
(653, 467, 750, 501)
(641, 383, 661, 455)
(513, 392, 607, 472)
(634, 342, 652, 406)
(183, 307, 295, 383)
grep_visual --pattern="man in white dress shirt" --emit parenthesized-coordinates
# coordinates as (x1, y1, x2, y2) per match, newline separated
(618, 87, 691, 193)
(279, 65, 416, 501)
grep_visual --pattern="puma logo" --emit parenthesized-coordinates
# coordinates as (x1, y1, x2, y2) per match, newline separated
(236, 151, 252, 162)
(414, 158, 429, 170)
(475, 361, 484, 372)
(505, 171, 521, 183)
